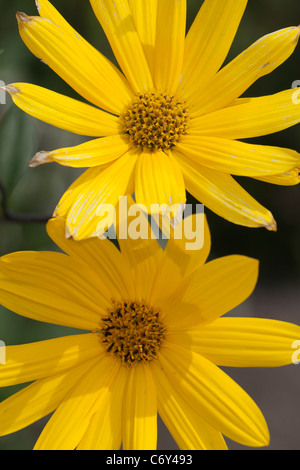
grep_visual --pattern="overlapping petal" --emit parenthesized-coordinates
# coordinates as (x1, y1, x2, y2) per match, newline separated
(0, 251, 110, 330)
(154, 0, 186, 94)
(122, 365, 157, 450)
(191, 26, 300, 117)
(55, 149, 138, 240)
(162, 213, 211, 279)
(46, 217, 136, 301)
(149, 213, 211, 311)
(161, 255, 259, 328)
(179, 0, 248, 99)
(34, 355, 120, 450)
(17, 8, 132, 114)
(90, 0, 153, 93)
(128, 0, 158, 75)
(159, 344, 269, 447)
(0, 362, 93, 437)
(115, 195, 163, 304)
(174, 149, 276, 230)
(135, 150, 186, 213)
(151, 360, 227, 450)
(77, 367, 127, 450)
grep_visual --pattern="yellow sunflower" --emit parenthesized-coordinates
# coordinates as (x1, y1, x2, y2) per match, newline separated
(0, 210, 299, 450)
(2, 0, 300, 239)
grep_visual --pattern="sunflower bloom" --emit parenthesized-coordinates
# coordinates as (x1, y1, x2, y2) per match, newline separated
(2, 0, 300, 239)
(0, 210, 299, 450)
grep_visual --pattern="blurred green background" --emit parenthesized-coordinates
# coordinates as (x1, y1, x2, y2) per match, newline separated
(0, 0, 300, 450)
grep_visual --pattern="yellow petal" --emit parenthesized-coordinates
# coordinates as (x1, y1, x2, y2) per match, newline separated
(115, 195, 163, 304)
(17, 10, 132, 114)
(151, 360, 227, 450)
(0, 334, 100, 387)
(191, 26, 300, 117)
(4, 83, 119, 136)
(159, 345, 270, 448)
(190, 89, 300, 140)
(34, 354, 120, 450)
(0, 361, 93, 437)
(150, 263, 184, 316)
(177, 135, 300, 177)
(77, 366, 127, 450)
(135, 150, 186, 214)
(177, 317, 300, 368)
(254, 168, 300, 186)
(90, 0, 153, 93)
(179, 0, 247, 99)
(174, 149, 276, 230)
(123, 364, 157, 450)
(161, 255, 259, 329)
(0, 251, 109, 330)
(29, 135, 131, 168)
(150, 213, 211, 310)
(128, 0, 158, 75)
(46, 217, 135, 301)
(55, 150, 138, 240)
(160, 212, 211, 280)
(154, 0, 186, 94)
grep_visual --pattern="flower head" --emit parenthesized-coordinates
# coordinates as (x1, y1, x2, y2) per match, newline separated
(2, 0, 300, 239)
(0, 208, 299, 450)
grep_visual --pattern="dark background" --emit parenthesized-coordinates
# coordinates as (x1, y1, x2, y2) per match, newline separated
(0, 0, 300, 450)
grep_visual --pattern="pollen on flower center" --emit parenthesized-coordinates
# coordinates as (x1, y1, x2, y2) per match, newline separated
(98, 300, 166, 366)
(120, 91, 190, 151)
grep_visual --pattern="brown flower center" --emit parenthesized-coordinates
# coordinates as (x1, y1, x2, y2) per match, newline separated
(121, 91, 189, 151)
(98, 300, 166, 366)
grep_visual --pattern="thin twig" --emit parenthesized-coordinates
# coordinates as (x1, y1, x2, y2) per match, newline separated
(0, 180, 51, 224)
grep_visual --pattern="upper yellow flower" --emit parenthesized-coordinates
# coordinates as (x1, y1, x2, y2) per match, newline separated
(0, 209, 299, 450)
(3, 0, 300, 239)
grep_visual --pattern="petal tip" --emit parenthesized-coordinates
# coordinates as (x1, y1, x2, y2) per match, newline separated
(1, 85, 19, 96)
(16, 12, 31, 24)
(293, 25, 300, 43)
(266, 218, 277, 232)
(65, 225, 72, 239)
(257, 427, 270, 448)
(28, 151, 52, 167)
(35, 0, 41, 12)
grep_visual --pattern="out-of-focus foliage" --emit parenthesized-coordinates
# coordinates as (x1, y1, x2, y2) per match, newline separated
(0, 107, 36, 192)
(0, 0, 300, 450)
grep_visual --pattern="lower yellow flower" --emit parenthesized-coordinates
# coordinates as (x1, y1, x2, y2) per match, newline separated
(0, 213, 299, 450)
